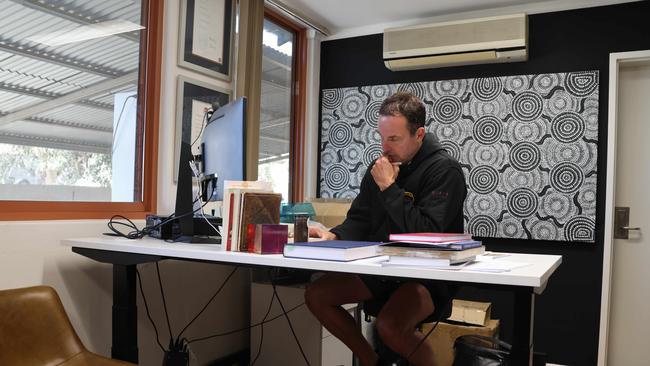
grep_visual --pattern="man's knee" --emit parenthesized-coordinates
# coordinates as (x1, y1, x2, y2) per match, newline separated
(375, 283, 435, 352)
(304, 282, 322, 311)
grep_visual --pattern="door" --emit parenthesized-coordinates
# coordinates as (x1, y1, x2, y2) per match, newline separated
(600, 51, 650, 365)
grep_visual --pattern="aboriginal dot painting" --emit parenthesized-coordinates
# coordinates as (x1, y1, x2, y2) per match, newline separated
(319, 71, 599, 242)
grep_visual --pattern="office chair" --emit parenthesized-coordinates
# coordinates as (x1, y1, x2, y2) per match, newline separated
(0, 285, 134, 366)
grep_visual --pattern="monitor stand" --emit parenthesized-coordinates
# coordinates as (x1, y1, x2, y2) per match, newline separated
(175, 141, 222, 245)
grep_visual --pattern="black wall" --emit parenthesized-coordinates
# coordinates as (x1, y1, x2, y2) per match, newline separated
(318, 2, 650, 365)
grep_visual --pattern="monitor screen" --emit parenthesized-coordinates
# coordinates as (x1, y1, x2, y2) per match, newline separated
(201, 97, 246, 202)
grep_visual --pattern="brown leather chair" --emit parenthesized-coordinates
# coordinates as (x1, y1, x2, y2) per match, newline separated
(0, 285, 134, 366)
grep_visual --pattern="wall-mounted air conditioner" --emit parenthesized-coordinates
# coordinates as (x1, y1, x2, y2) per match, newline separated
(383, 13, 528, 71)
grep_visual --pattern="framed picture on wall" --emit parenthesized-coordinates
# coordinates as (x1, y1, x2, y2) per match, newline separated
(178, 0, 234, 80)
(174, 76, 231, 182)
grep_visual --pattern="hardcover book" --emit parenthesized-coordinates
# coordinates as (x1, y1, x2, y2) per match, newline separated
(237, 192, 282, 252)
(383, 240, 483, 251)
(388, 232, 472, 243)
(221, 180, 272, 251)
(283, 240, 381, 261)
(377, 244, 485, 260)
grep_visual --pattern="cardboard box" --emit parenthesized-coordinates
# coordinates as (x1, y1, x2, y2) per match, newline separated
(447, 299, 492, 326)
(422, 319, 500, 366)
(309, 198, 352, 228)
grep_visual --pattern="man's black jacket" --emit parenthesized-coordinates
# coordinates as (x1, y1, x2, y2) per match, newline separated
(330, 133, 467, 242)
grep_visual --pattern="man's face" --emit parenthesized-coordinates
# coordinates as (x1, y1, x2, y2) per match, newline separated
(377, 114, 424, 163)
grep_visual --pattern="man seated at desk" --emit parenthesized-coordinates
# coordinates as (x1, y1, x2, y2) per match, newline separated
(306, 91, 467, 366)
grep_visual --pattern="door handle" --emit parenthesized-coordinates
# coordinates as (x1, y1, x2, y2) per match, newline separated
(614, 207, 641, 239)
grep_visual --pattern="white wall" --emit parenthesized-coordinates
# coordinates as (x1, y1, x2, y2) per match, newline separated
(0, 0, 251, 365)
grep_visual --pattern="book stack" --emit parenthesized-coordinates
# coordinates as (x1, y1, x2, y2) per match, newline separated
(379, 232, 483, 267)
(221, 180, 282, 252)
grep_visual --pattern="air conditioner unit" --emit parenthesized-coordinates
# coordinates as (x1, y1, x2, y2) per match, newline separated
(383, 14, 528, 71)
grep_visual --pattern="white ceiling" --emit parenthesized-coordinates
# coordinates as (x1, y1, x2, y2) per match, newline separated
(277, 0, 639, 38)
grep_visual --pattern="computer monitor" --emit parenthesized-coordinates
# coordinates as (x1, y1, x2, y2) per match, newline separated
(173, 97, 246, 243)
(201, 96, 247, 202)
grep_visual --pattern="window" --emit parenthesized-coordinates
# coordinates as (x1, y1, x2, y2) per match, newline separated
(0, 0, 162, 220)
(257, 10, 306, 202)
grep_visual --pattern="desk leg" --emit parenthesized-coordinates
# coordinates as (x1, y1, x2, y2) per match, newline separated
(111, 264, 138, 363)
(511, 288, 534, 365)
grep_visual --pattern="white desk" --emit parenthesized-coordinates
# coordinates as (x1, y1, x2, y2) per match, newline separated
(63, 236, 562, 365)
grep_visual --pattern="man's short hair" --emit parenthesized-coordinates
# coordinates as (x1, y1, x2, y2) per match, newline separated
(378, 91, 426, 135)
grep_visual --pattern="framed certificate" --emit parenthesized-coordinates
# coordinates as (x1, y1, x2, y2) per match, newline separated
(174, 76, 231, 182)
(178, 0, 234, 80)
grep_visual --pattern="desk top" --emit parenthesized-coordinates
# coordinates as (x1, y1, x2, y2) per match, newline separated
(63, 236, 561, 292)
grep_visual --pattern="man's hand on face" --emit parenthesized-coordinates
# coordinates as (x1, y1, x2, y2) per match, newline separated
(308, 226, 337, 240)
(371, 156, 400, 191)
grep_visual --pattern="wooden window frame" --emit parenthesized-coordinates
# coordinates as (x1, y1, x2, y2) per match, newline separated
(0, 0, 163, 221)
(263, 8, 308, 203)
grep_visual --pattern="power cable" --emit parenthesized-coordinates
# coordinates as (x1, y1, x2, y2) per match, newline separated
(250, 290, 278, 366)
(177, 266, 239, 338)
(269, 269, 311, 365)
(135, 268, 166, 352)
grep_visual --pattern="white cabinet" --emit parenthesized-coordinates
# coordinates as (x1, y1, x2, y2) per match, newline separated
(250, 282, 359, 366)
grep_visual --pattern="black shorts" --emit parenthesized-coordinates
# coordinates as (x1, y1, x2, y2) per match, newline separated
(360, 275, 456, 323)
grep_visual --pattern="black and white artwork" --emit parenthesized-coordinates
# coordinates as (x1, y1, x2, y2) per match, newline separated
(319, 71, 599, 242)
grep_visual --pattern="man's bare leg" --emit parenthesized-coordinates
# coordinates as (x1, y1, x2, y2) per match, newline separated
(305, 273, 377, 366)
(375, 282, 437, 366)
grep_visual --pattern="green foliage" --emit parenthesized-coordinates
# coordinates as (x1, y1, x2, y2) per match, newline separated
(0, 144, 112, 186)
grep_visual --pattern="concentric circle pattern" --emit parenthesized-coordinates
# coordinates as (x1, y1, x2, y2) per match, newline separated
(369, 85, 391, 100)
(465, 192, 503, 217)
(472, 77, 502, 101)
(544, 139, 592, 168)
(501, 169, 543, 193)
(473, 116, 503, 145)
(466, 143, 507, 167)
(441, 141, 461, 161)
(342, 145, 361, 165)
(398, 83, 426, 99)
(565, 71, 598, 97)
(433, 96, 462, 124)
(430, 79, 468, 97)
(530, 220, 560, 241)
(540, 192, 573, 222)
(509, 141, 541, 172)
(507, 188, 538, 218)
(364, 101, 382, 128)
(322, 89, 344, 109)
(551, 112, 585, 143)
(469, 166, 499, 194)
(550, 162, 583, 194)
(328, 122, 354, 148)
(533, 73, 560, 94)
(505, 74, 530, 93)
(324, 164, 350, 191)
(341, 93, 366, 119)
(548, 90, 577, 116)
(512, 91, 543, 122)
(501, 218, 525, 238)
(319, 71, 598, 242)
(362, 145, 383, 167)
(468, 215, 498, 237)
(564, 216, 595, 242)
(434, 123, 462, 141)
